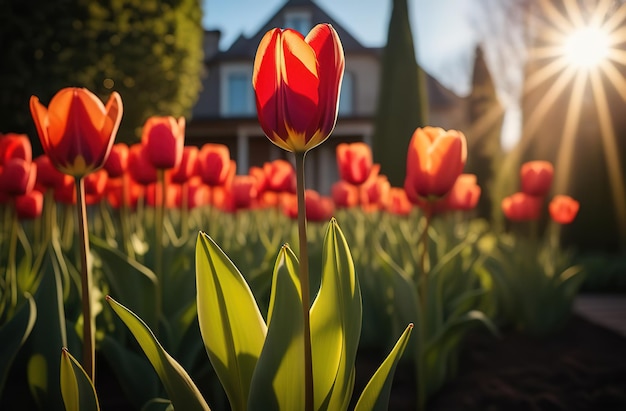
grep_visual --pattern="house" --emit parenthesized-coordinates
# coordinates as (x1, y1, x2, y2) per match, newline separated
(188, 0, 466, 194)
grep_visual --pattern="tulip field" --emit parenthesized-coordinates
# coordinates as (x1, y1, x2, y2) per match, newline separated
(0, 22, 601, 411)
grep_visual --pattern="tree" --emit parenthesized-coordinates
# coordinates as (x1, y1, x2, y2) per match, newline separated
(0, 0, 204, 150)
(372, 0, 428, 187)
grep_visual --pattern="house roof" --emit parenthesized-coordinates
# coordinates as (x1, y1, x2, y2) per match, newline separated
(212, 0, 381, 62)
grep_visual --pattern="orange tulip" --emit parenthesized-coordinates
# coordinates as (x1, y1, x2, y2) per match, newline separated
(501, 192, 543, 222)
(336, 142, 373, 185)
(386, 187, 413, 216)
(253, 23, 344, 153)
(549, 195, 580, 224)
(30, 87, 122, 177)
(520, 161, 553, 197)
(141, 116, 185, 170)
(404, 126, 467, 202)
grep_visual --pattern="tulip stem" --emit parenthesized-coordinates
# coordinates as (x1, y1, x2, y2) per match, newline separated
(295, 151, 314, 411)
(419, 206, 432, 308)
(76, 177, 95, 382)
(155, 169, 165, 331)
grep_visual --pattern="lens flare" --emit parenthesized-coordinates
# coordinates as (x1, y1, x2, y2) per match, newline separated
(563, 26, 610, 69)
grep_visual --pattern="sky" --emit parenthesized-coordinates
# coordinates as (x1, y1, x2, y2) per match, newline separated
(202, 0, 523, 148)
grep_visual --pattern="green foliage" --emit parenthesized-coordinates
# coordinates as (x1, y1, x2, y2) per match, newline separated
(372, 0, 428, 186)
(0, 0, 204, 145)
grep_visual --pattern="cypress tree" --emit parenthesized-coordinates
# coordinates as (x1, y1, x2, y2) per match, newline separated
(372, 0, 428, 187)
(466, 45, 503, 220)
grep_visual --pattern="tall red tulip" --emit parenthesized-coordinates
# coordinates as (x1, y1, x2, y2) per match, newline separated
(232, 175, 258, 210)
(30, 87, 122, 177)
(549, 195, 580, 224)
(404, 126, 467, 202)
(128, 144, 157, 186)
(253, 23, 344, 153)
(520, 161, 553, 197)
(141, 116, 185, 170)
(263, 159, 296, 193)
(336, 142, 373, 185)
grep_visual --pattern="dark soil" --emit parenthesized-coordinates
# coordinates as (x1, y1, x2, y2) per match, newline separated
(370, 313, 626, 411)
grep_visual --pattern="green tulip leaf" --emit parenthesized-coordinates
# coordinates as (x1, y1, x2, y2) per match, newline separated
(354, 323, 413, 411)
(195, 232, 267, 411)
(91, 235, 158, 329)
(310, 218, 362, 411)
(60, 348, 100, 411)
(248, 245, 304, 410)
(0, 292, 36, 396)
(106, 296, 210, 411)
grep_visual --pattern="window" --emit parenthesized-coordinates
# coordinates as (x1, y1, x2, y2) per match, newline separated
(221, 64, 254, 116)
(338, 71, 354, 116)
(284, 11, 311, 34)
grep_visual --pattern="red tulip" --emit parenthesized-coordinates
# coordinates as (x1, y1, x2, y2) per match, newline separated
(331, 180, 359, 208)
(170, 145, 199, 184)
(15, 190, 43, 220)
(361, 175, 391, 212)
(141, 116, 185, 170)
(386, 187, 413, 216)
(501, 192, 543, 221)
(0, 133, 32, 164)
(441, 174, 481, 212)
(30, 87, 122, 177)
(549, 195, 580, 224)
(128, 144, 157, 185)
(186, 177, 210, 209)
(404, 126, 467, 202)
(232, 175, 258, 209)
(198, 143, 231, 186)
(253, 23, 344, 153)
(146, 183, 179, 208)
(35, 154, 72, 190)
(336, 142, 373, 185)
(104, 143, 129, 178)
(520, 161, 553, 197)
(263, 159, 296, 193)
(106, 178, 141, 210)
(282, 190, 334, 222)
(0, 158, 37, 195)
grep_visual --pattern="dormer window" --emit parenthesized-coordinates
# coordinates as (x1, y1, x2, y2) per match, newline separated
(284, 11, 312, 34)
(220, 63, 255, 117)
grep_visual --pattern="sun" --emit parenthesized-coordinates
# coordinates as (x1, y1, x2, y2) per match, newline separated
(562, 26, 611, 69)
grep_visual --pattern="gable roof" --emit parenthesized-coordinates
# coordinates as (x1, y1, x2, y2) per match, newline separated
(214, 0, 380, 62)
